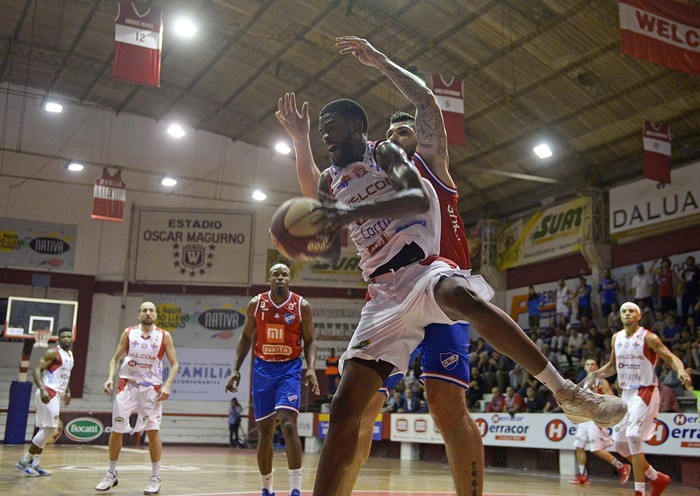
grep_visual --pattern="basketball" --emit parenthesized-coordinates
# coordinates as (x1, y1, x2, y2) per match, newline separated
(269, 197, 334, 261)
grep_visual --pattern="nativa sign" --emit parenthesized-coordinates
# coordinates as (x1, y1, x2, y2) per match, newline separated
(64, 417, 104, 442)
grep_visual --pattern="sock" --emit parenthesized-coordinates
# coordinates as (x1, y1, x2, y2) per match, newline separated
(578, 464, 586, 476)
(289, 468, 302, 491)
(152, 462, 160, 477)
(611, 458, 623, 469)
(261, 471, 273, 493)
(31, 454, 41, 466)
(635, 481, 645, 494)
(535, 362, 566, 394)
(645, 465, 658, 481)
(109, 461, 118, 476)
(21, 452, 32, 463)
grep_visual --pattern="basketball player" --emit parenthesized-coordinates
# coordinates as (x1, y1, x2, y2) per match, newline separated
(16, 327, 74, 477)
(276, 37, 625, 496)
(583, 302, 692, 496)
(279, 36, 483, 493)
(224, 263, 320, 496)
(95, 301, 179, 495)
(571, 358, 631, 486)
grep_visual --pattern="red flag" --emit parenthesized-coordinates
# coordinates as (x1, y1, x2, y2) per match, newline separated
(113, 2, 163, 87)
(643, 121, 671, 184)
(619, 0, 700, 75)
(92, 168, 127, 222)
(431, 75, 467, 146)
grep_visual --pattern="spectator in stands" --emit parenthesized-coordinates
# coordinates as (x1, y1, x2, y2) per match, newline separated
(381, 390, 406, 413)
(576, 276, 593, 320)
(638, 300, 655, 330)
(631, 263, 655, 317)
(483, 351, 511, 391)
(486, 387, 506, 412)
(325, 348, 340, 397)
(555, 279, 575, 324)
(599, 269, 620, 319)
(658, 361, 685, 398)
(402, 388, 425, 413)
(470, 337, 488, 363)
(658, 383, 681, 413)
(524, 386, 544, 413)
(582, 339, 601, 364)
(690, 319, 700, 370)
(567, 326, 586, 363)
(551, 327, 569, 366)
(540, 384, 562, 413)
(508, 364, 528, 391)
(661, 314, 682, 347)
(466, 366, 486, 409)
(600, 337, 613, 365)
(527, 285, 545, 333)
(607, 302, 622, 330)
(655, 258, 678, 316)
(541, 344, 561, 371)
(651, 311, 666, 336)
(504, 386, 525, 415)
(679, 255, 699, 324)
(672, 328, 694, 367)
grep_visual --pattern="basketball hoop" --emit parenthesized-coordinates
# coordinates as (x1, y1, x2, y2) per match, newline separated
(33, 329, 51, 348)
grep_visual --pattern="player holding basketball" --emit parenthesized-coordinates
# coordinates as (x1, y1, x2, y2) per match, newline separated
(224, 263, 320, 496)
(96, 301, 179, 495)
(276, 37, 625, 496)
(583, 302, 692, 496)
(571, 358, 631, 486)
(16, 327, 74, 477)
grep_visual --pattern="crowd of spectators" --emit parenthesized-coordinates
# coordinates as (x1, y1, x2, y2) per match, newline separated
(380, 254, 700, 415)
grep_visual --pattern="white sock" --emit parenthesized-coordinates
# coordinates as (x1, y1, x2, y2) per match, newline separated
(645, 465, 658, 480)
(578, 464, 586, 475)
(31, 454, 41, 466)
(289, 468, 302, 492)
(21, 452, 32, 463)
(611, 458, 623, 469)
(152, 462, 160, 477)
(109, 461, 118, 475)
(534, 362, 566, 394)
(635, 481, 645, 494)
(261, 471, 274, 493)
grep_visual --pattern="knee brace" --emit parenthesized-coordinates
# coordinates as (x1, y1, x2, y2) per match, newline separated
(627, 436, 644, 456)
(32, 427, 56, 449)
(615, 440, 631, 458)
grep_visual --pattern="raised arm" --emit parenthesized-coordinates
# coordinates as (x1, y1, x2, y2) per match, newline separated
(276, 92, 321, 199)
(300, 298, 320, 396)
(336, 36, 449, 180)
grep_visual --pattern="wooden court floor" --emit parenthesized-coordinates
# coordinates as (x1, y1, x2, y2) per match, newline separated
(1, 444, 696, 496)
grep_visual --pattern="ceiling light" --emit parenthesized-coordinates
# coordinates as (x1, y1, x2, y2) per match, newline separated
(252, 190, 267, 201)
(44, 101, 63, 113)
(65, 161, 84, 172)
(275, 142, 292, 155)
(533, 143, 552, 159)
(173, 18, 197, 37)
(167, 123, 186, 138)
(161, 176, 178, 187)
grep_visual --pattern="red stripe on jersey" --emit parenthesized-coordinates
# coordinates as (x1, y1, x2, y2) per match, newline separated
(637, 385, 655, 406)
(157, 333, 165, 360)
(45, 387, 57, 400)
(47, 347, 63, 372)
(116, 378, 129, 394)
(642, 329, 658, 367)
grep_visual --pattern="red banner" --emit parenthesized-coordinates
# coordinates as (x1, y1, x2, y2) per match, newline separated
(619, 0, 700, 75)
(431, 75, 467, 146)
(113, 2, 163, 87)
(92, 168, 126, 222)
(643, 121, 671, 184)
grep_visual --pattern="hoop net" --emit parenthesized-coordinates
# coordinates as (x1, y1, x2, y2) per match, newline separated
(33, 329, 51, 348)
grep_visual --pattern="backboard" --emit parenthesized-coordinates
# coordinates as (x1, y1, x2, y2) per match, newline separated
(3, 296, 78, 342)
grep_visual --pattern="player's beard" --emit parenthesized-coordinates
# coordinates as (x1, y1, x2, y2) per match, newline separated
(330, 140, 356, 167)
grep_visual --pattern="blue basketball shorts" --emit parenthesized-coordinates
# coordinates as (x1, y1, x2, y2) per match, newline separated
(252, 357, 302, 421)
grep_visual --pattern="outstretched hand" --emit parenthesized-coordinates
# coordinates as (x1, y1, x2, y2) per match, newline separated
(336, 36, 384, 67)
(276, 92, 309, 141)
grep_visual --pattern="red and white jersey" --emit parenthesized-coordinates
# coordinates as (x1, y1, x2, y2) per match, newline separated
(43, 347, 74, 396)
(119, 325, 166, 385)
(253, 291, 304, 362)
(113, 2, 162, 87)
(614, 327, 658, 390)
(412, 152, 470, 269)
(328, 141, 440, 280)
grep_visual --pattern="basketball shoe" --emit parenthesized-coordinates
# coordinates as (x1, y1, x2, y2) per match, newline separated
(617, 464, 631, 484)
(144, 475, 161, 495)
(650, 471, 671, 496)
(16, 457, 32, 470)
(96, 471, 118, 491)
(555, 380, 627, 427)
(262, 490, 275, 496)
(290, 490, 301, 496)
